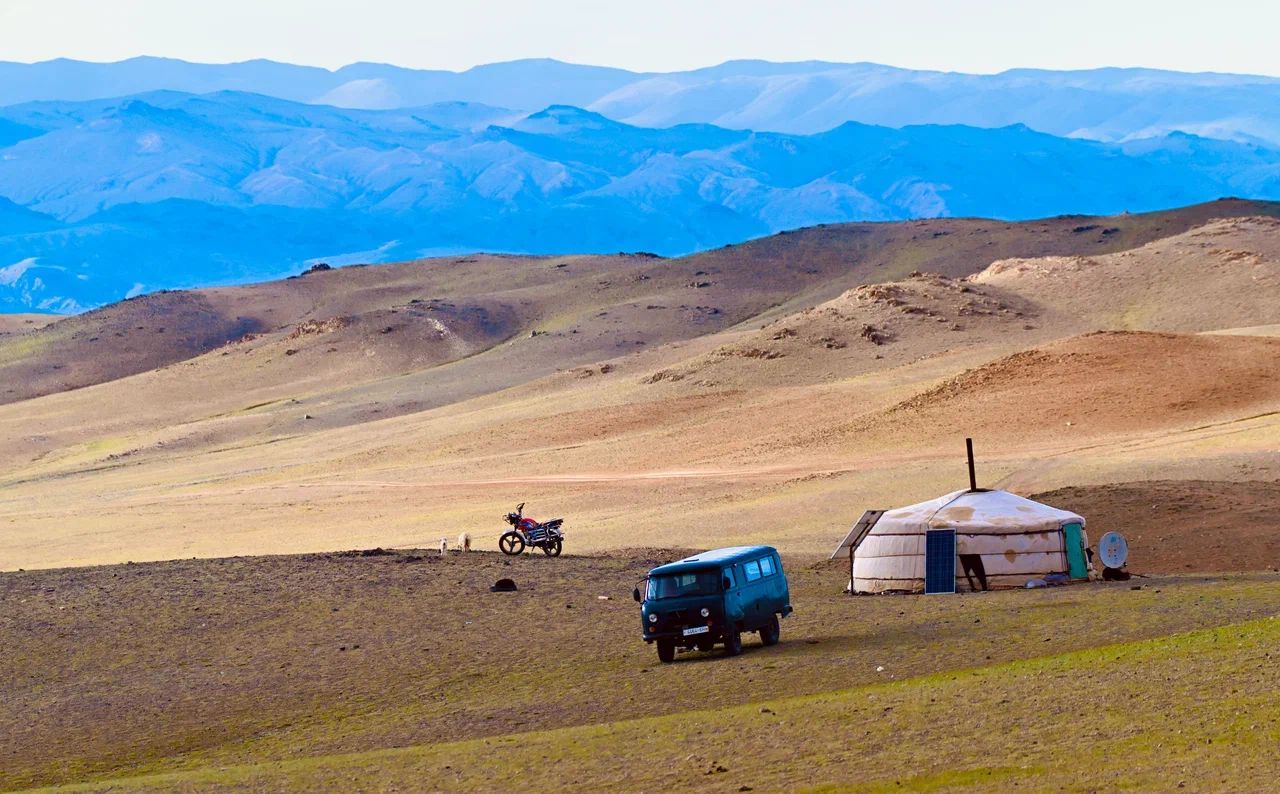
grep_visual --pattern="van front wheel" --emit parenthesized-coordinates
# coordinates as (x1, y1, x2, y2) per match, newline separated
(724, 630, 743, 657)
(656, 638, 675, 663)
(760, 615, 780, 646)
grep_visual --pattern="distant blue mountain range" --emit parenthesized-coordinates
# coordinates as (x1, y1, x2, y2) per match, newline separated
(4, 57, 1280, 142)
(2, 58, 1280, 312)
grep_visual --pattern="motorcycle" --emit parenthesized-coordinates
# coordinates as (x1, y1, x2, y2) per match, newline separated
(499, 502, 565, 557)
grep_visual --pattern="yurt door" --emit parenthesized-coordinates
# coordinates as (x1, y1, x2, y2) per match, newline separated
(924, 529, 957, 594)
(1063, 523, 1087, 579)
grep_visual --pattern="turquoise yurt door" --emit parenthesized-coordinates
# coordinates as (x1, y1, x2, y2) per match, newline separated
(1063, 523, 1087, 579)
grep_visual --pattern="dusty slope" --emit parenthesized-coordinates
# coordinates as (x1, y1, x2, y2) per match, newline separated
(3, 204, 1280, 794)
(866, 331, 1280, 444)
(0, 206, 1279, 570)
(0, 314, 58, 336)
(2, 198, 1273, 407)
(631, 271, 1052, 389)
(677, 197, 1280, 310)
(2, 322, 1276, 571)
(628, 216, 1280, 393)
(973, 215, 1280, 332)
(1032, 480, 1280, 574)
(2, 549, 1278, 791)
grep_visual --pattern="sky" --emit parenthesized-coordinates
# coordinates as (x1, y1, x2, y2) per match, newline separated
(2, 0, 1279, 76)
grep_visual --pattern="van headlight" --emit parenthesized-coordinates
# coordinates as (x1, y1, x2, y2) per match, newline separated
(648, 614, 658, 623)
(700, 607, 710, 617)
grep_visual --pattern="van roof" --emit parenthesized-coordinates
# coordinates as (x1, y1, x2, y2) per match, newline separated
(647, 545, 777, 576)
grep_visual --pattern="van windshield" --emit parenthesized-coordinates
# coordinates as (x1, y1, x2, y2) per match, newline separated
(647, 569, 722, 600)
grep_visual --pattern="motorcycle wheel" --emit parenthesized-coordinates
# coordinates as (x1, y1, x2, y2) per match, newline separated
(542, 539, 563, 557)
(498, 531, 525, 556)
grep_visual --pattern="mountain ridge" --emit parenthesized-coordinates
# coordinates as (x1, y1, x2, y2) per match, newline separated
(3, 76, 1280, 312)
(4, 57, 1280, 142)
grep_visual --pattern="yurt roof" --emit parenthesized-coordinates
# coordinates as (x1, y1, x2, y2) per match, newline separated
(874, 489, 1084, 535)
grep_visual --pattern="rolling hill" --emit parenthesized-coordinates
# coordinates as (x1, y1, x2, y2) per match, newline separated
(3, 197, 1279, 792)
(2, 200, 1274, 406)
(0, 199, 1277, 571)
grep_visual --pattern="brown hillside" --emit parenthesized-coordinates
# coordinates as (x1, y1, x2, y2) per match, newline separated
(973, 216, 1280, 332)
(1032, 480, 1280, 574)
(677, 198, 1280, 313)
(2, 204, 1280, 572)
(875, 331, 1280, 441)
(0, 314, 58, 336)
(634, 271, 1047, 388)
(1, 199, 1274, 406)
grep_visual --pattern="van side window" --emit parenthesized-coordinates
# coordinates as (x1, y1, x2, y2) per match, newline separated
(744, 560, 761, 582)
(723, 568, 735, 588)
(759, 556, 774, 576)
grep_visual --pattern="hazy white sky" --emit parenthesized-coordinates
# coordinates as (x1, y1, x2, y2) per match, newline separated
(2, 0, 1278, 76)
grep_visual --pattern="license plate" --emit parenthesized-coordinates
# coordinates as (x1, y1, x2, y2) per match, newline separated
(682, 625, 710, 636)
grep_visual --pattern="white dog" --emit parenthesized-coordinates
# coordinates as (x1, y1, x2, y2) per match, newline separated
(438, 537, 448, 555)
(458, 532, 472, 552)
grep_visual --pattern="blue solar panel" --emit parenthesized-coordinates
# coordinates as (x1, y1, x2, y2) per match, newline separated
(924, 529, 957, 595)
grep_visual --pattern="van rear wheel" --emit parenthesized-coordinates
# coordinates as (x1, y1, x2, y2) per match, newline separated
(656, 638, 675, 663)
(760, 615, 780, 646)
(724, 630, 743, 657)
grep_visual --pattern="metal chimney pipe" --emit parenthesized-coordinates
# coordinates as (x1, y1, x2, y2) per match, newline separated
(966, 437, 977, 491)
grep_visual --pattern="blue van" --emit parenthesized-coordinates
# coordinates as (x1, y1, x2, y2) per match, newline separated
(633, 545, 792, 663)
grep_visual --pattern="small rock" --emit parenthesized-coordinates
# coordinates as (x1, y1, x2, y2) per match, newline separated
(759, 707, 774, 714)
(876, 665, 885, 672)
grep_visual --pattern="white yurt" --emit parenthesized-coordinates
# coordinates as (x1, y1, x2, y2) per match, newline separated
(837, 489, 1089, 593)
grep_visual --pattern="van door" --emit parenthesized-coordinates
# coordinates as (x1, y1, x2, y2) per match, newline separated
(722, 565, 745, 628)
(759, 553, 784, 615)
(741, 558, 765, 628)
(776, 554, 792, 615)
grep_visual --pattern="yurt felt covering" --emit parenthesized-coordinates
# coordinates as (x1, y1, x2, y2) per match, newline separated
(852, 489, 1086, 593)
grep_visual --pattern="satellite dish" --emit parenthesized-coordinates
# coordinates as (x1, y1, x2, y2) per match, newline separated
(1098, 532, 1129, 569)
